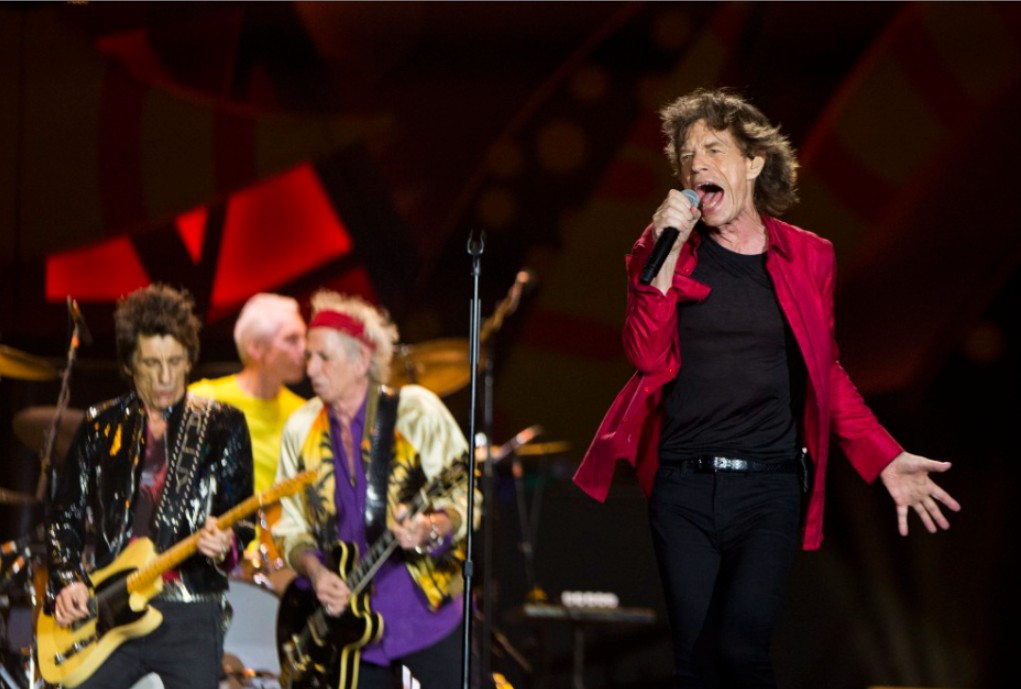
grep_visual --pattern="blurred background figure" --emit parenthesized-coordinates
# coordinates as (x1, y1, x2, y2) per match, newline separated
(190, 293, 306, 589)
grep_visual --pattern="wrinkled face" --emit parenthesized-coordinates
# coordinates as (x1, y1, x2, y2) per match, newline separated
(305, 328, 369, 407)
(678, 119, 764, 229)
(263, 312, 307, 385)
(130, 334, 191, 415)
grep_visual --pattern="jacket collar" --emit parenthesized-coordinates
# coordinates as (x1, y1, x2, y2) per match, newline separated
(125, 389, 188, 427)
(763, 215, 793, 260)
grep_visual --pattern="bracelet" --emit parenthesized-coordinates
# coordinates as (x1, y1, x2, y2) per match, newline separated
(414, 514, 443, 555)
(427, 514, 442, 547)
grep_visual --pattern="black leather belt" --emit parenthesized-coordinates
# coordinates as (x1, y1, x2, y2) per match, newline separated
(668, 456, 800, 474)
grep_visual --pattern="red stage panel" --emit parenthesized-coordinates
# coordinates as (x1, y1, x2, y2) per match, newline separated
(46, 237, 151, 303)
(176, 206, 207, 264)
(210, 163, 353, 315)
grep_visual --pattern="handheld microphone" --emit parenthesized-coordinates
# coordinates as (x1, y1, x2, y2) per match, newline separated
(639, 189, 700, 285)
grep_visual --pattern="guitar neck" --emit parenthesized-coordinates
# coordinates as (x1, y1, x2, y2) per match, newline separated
(300, 465, 467, 649)
(126, 470, 314, 594)
(347, 533, 399, 597)
(344, 470, 456, 595)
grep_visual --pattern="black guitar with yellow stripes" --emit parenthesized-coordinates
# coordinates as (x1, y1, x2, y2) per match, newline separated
(276, 461, 466, 689)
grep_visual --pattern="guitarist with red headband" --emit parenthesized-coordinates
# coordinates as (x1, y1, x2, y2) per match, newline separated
(273, 290, 476, 689)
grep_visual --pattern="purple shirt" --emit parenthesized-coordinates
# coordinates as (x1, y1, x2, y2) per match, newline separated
(327, 402, 462, 665)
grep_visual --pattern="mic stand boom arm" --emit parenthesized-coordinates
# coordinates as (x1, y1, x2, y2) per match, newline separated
(35, 299, 84, 504)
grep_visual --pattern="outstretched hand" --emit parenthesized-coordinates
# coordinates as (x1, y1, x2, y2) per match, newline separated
(879, 451, 961, 536)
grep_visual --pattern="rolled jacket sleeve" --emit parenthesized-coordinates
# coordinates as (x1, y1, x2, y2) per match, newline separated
(273, 400, 324, 570)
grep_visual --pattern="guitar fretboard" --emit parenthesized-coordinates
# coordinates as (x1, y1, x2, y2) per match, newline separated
(306, 464, 466, 637)
(126, 470, 315, 593)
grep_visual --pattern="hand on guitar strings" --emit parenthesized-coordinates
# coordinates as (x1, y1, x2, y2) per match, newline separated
(197, 516, 235, 566)
(302, 551, 352, 617)
(392, 505, 450, 555)
(54, 581, 91, 627)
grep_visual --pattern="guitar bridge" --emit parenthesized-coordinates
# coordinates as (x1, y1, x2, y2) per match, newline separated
(282, 638, 310, 679)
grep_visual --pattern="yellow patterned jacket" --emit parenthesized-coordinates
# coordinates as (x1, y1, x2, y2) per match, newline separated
(272, 383, 476, 609)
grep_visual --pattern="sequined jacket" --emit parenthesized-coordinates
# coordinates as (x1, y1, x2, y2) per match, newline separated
(46, 392, 254, 606)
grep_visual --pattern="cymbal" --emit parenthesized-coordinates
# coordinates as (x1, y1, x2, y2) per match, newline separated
(0, 344, 57, 381)
(515, 441, 571, 457)
(0, 487, 38, 505)
(389, 338, 470, 397)
(12, 405, 85, 460)
(478, 441, 571, 462)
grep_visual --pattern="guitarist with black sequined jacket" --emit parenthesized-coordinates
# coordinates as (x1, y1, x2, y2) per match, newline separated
(44, 284, 254, 689)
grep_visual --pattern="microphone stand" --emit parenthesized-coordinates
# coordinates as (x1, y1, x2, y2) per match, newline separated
(513, 449, 545, 605)
(481, 351, 495, 685)
(476, 270, 536, 685)
(21, 298, 84, 689)
(461, 230, 485, 689)
(35, 299, 85, 504)
(461, 265, 535, 687)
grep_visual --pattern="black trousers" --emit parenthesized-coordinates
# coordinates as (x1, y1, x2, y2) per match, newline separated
(74, 599, 224, 689)
(355, 624, 463, 689)
(649, 468, 802, 689)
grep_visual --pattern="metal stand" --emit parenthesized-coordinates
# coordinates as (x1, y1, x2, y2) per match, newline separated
(0, 298, 87, 689)
(480, 352, 495, 685)
(478, 269, 538, 684)
(512, 448, 546, 605)
(461, 230, 485, 689)
(35, 297, 88, 505)
(0, 665, 21, 689)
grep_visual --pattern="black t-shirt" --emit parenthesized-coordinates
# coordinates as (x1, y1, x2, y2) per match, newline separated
(659, 229, 805, 462)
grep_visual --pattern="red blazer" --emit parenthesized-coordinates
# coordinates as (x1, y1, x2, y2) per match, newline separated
(573, 216, 902, 549)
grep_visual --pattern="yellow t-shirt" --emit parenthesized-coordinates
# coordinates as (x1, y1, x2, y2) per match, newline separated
(189, 375, 306, 495)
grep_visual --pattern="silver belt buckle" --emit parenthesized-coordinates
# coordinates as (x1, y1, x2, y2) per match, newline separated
(715, 457, 746, 472)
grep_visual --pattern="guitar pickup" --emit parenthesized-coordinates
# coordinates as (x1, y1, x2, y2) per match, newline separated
(54, 633, 98, 666)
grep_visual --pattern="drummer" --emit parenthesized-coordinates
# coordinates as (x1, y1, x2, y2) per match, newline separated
(190, 293, 307, 583)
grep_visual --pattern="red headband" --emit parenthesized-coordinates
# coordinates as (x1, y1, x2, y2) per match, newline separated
(309, 310, 373, 348)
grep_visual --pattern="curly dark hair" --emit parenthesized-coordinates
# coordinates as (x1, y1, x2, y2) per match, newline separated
(114, 283, 201, 375)
(660, 87, 799, 216)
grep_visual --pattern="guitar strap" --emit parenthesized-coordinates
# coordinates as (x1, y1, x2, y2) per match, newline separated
(153, 394, 212, 548)
(363, 385, 400, 544)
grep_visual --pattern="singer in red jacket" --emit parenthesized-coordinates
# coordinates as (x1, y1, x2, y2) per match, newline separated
(573, 88, 960, 689)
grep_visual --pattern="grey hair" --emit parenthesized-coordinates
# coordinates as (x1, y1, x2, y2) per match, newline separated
(309, 290, 398, 384)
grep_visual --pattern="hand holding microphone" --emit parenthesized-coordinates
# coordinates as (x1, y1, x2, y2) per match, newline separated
(639, 189, 701, 286)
